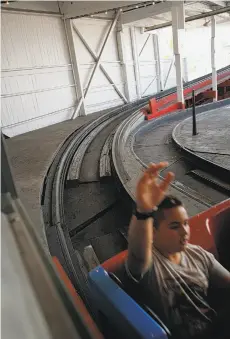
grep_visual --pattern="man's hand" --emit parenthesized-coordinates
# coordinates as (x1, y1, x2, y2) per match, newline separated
(136, 162, 174, 213)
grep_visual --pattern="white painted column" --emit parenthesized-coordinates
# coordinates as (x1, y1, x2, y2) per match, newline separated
(183, 57, 189, 83)
(117, 23, 132, 102)
(64, 19, 86, 117)
(153, 34, 163, 92)
(130, 26, 141, 99)
(171, 1, 185, 105)
(211, 16, 218, 101)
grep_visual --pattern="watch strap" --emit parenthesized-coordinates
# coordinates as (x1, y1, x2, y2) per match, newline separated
(133, 203, 157, 220)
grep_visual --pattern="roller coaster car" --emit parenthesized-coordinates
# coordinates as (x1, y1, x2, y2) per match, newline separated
(89, 200, 230, 339)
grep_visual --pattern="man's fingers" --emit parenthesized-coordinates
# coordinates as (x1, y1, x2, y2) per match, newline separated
(159, 172, 175, 192)
(146, 162, 169, 175)
(140, 162, 171, 186)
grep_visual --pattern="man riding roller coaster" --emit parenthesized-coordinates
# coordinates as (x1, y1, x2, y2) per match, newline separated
(124, 162, 230, 339)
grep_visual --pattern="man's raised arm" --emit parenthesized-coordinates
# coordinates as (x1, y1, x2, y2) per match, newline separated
(127, 162, 174, 278)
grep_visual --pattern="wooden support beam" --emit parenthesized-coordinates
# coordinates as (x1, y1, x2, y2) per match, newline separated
(73, 24, 127, 103)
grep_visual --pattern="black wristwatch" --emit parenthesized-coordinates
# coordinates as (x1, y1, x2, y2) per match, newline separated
(133, 203, 158, 220)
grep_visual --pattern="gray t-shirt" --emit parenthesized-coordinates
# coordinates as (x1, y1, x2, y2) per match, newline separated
(124, 244, 230, 338)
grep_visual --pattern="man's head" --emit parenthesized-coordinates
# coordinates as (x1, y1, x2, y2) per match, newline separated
(153, 195, 190, 254)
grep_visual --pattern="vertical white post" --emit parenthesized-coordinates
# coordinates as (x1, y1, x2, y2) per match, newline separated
(171, 1, 185, 106)
(64, 19, 86, 117)
(183, 57, 189, 83)
(117, 23, 132, 102)
(211, 16, 217, 102)
(153, 34, 163, 92)
(130, 26, 141, 99)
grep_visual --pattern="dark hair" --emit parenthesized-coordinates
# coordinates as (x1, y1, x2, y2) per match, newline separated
(154, 195, 183, 229)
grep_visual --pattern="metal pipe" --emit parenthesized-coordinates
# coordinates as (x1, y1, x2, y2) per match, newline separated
(145, 5, 230, 31)
(192, 90, 197, 136)
(211, 16, 218, 101)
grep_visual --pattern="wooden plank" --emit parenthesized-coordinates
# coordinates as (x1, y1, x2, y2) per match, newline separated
(83, 245, 100, 271)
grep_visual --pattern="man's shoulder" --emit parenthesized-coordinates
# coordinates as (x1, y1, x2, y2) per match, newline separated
(185, 243, 215, 265)
(186, 243, 202, 251)
(186, 243, 209, 256)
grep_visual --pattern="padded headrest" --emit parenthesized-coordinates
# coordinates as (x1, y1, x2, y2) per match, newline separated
(209, 206, 230, 271)
(189, 200, 230, 257)
(102, 250, 127, 273)
(209, 207, 230, 238)
(189, 216, 218, 257)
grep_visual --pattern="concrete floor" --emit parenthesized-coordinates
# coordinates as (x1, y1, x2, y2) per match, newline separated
(133, 106, 229, 212)
(173, 106, 230, 171)
(5, 111, 106, 251)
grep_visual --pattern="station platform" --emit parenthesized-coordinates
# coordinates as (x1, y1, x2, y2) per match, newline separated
(5, 110, 106, 251)
(173, 105, 230, 171)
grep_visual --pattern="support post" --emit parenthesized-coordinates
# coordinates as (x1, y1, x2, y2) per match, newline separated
(192, 90, 197, 136)
(183, 57, 189, 83)
(130, 26, 141, 99)
(153, 34, 163, 92)
(211, 16, 218, 102)
(116, 23, 132, 102)
(64, 19, 86, 117)
(171, 1, 185, 107)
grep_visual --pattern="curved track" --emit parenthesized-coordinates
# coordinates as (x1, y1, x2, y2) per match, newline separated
(42, 66, 230, 315)
(42, 97, 151, 308)
(133, 102, 230, 206)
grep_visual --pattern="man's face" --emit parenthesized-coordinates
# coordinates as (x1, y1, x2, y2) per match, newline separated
(153, 206, 190, 254)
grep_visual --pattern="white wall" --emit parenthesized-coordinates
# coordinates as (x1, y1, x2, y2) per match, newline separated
(185, 23, 230, 81)
(134, 28, 158, 96)
(72, 17, 126, 113)
(1, 11, 76, 137)
(157, 27, 177, 89)
(2, 8, 229, 137)
(153, 22, 230, 87)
